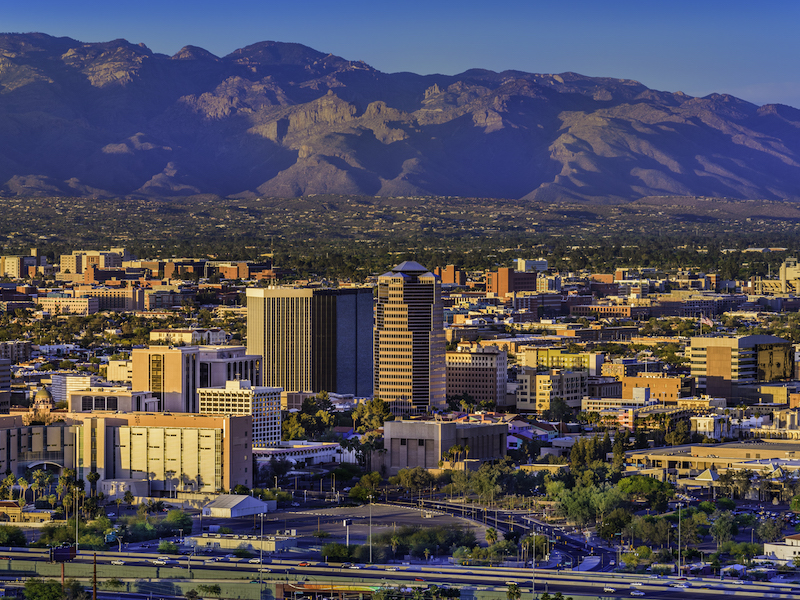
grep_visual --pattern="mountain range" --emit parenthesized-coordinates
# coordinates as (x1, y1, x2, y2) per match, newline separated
(1, 32, 800, 202)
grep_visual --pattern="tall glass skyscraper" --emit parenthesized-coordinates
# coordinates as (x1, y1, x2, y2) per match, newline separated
(246, 287, 373, 396)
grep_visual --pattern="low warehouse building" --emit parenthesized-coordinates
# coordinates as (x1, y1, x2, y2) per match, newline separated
(201, 494, 275, 518)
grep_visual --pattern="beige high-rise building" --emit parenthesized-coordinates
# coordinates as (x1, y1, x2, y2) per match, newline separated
(199, 380, 282, 448)
(688, 334, 794, 399)
(131, 345, 261, 413)
(0, 412, 250, 495)
(446, 345, 507, 407)
(374, 261, 446, 415)
(516, 367, 588, 413)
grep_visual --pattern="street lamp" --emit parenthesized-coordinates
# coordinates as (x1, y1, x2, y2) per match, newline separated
(531, 532, 536, 600)
(187, 548, 196, 577)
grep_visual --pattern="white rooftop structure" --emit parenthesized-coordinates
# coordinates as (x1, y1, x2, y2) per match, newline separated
(201, 494, 274, 518)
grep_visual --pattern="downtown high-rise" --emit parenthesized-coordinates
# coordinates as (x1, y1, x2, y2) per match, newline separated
(246, 287, 373, 396)
(374, 261, 446, 415)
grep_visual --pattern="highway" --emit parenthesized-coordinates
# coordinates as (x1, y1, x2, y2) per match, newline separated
(1, 549, 799, 600)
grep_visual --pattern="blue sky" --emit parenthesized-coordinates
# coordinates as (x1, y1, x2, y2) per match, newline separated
(5, 0, 800, 108)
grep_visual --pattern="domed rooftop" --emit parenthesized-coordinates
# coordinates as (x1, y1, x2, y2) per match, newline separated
(34, 386, 52, 400)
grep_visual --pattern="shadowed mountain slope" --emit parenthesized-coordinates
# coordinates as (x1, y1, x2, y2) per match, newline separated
(1, 33, 800, 201)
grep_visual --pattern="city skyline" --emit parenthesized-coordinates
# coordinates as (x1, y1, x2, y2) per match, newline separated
(5, 0, 800, 109)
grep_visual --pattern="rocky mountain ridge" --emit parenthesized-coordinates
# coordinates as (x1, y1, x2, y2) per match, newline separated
(1, 32, 799, 201)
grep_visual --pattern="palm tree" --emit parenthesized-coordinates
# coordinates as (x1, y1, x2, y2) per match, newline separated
(87, 471, 100, 497)
(423, 548, 431, 562)
(17, 478, 28, 504)
(486, 527, 498, 546)
(390, 535, 400, 559)
(506, 583, 521, 600)
(521, 535, 535, 563)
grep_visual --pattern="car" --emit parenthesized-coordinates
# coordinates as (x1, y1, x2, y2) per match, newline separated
(157, 556, 171, 561)
(505, 582, 519, 586)
(249, 558, 262, 564)
(106, 512, 115, 517)
(648, 574, 661, 579)
(291, 502, 300, 507)
(152, 559, 167, 566)
(110, 560, 125, 566)
(609, 560, 616, 565)
(298, 561, 310, 567)
(631, 592, 645, 597)
(630, 582, 642, 586)
(386, 567, 399, 571)
(259, 568, 272, 573)
(349, 564, 362, 569)
(342, 563, 353, 568)
(603, 587, 616, 593)
(670, 583, 689, 588)
(414, 578, 425, 582)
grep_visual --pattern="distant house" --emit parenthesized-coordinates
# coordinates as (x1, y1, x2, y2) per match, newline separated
(0, 500, 53, 523)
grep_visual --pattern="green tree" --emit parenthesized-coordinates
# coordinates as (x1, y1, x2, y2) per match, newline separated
(486, 527, 498, 546)
(197, 585, 221, 596)
(506, 583, 521, 600)
(86, 471, 100, 497)
(352, 397, 394, 433)
(543, 397, 573, 421)
(611, 431, 627, 471)
(389, 467, 434, 492)
(0, 524, 27, 546)
(710, 511, 736, 548)
(24, 579, 63, 600)
(164, 510, 194, 534)
(757, 518, 784, 543)
(158, 541, 178, 554)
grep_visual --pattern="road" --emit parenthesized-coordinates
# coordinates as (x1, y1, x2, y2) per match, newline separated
(1, 549, 798, 600)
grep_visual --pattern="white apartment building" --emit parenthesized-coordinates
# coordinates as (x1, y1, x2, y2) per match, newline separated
(764, 533, 800, 563)
(150, 328, 229, 346)
(198, 380, 282, 447)
(51, 373, 103, 404)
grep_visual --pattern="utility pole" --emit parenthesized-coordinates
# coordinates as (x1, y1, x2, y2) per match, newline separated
(75, 488, 79, 554)
(259, 512, 264, 597)
(93, 553, 97, 600)
(368, 495, 373, 564)
(678, 503, 683, 575)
